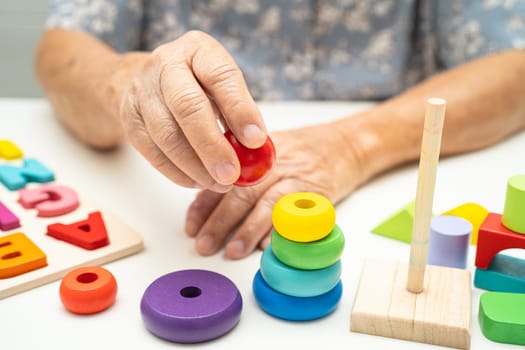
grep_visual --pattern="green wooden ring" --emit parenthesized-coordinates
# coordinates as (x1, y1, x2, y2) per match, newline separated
(271, 224, 345, 270)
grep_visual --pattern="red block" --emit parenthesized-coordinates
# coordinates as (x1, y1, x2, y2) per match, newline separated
(475, 212, 525, 269)
(47, 211, 109, 250)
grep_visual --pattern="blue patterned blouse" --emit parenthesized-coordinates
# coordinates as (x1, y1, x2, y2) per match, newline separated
(46, 0, 524, 100)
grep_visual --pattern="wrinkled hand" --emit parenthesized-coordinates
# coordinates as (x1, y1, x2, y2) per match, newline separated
(119, 31, 268, 192)
(185, 122, 364, 259)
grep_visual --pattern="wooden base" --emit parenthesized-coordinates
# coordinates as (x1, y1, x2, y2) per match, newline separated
(350, 260, 471, 349)
(0, 183, 144, 299)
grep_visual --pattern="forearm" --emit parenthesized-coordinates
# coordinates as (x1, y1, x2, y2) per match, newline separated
(35, 29, 148, 148)
(334, 49, 525, 187)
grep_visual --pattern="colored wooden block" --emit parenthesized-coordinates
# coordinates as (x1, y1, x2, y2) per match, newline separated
(141, 270, 243, 344)
(272, 192, 336, 242)
(0, 139, 23, 160)
(271, 224, 345, 270)
(427, 215, 471, 269)
(479, 291, 525, 345)
(502, 174, 525, 234)
(442, 202, 488, 245)
(0, 232, 47, 278)
(475, 212, 525, 269)
(474, 254, 525, 293)
(371, 200, 416, 243)
(47, 211, 109, 250)
(18, 184, 79, 217)
(0, 200, 20, 230)
(60, 266, 118, 314)
(350, 260, 471, 350)
(0, 158, 54, 190)
(253, 269, 342, 321)
(260, 246, 341, 297)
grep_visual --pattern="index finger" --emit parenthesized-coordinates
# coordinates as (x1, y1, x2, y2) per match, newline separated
(182, 31, 268, 149)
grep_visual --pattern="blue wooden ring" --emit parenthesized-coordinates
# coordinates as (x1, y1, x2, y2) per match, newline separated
(140, 269, 243, 343)
(260, 246, 341, 297)
(271, 224, 345, 270)
(253, 269, 342, 321)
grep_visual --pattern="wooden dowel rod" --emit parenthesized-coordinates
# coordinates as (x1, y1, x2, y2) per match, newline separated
(407, 98, 446, 293)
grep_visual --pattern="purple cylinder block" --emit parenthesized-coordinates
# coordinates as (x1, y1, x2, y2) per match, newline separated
(140, 269, 243, 343)
(427, 215, 472, 269)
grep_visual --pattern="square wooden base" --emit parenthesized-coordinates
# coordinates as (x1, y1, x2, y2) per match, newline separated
(350, 260, 471, 349)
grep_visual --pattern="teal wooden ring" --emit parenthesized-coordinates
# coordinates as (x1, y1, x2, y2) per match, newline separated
(271, 224, 345, 270)
(260, 246, 341, 297)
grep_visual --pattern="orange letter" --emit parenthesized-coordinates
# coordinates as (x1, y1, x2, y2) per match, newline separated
(0, 233, 47, 278)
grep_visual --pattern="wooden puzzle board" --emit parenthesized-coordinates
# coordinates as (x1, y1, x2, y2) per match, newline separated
(0, 157, 144, 299)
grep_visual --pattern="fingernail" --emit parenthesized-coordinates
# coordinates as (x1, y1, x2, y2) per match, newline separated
(214, 161, 237, 184)
(196, 235, 215, 254)
(243, 124, 266, 145)
(227, 240, 245, 258)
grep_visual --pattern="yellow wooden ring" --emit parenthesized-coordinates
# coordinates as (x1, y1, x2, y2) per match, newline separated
(272, 192, 335, 242)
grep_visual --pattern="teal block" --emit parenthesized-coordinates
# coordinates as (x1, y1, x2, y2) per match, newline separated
(0, 158, 54, 190)
(474, 254, 525, 293)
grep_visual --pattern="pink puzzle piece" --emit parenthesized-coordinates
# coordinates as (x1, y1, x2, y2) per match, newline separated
(0, 201, 20, 230)
(18, 184, 80, 217)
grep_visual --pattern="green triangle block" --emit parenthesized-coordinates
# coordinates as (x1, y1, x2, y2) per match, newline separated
(371, 200, 416, 243)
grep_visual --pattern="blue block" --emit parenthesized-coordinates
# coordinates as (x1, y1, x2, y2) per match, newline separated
(0, 158, 54, 190)
(474, 254, 525, 293)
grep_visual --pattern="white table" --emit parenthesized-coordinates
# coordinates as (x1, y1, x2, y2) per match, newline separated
(1, 98, 523, 349)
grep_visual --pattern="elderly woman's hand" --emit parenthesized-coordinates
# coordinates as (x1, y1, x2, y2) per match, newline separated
(119, 30, 268, 192)
(185, 121, 364, 259)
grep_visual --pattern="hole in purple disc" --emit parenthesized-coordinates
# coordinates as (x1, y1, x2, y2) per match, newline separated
(180, 286, 202, 298)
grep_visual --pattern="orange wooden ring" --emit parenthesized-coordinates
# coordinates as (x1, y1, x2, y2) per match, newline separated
(59, 266, 117, 314)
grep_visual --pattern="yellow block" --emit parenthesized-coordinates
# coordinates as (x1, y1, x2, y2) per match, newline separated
(443, 202, 489, 245)
(0, 232, 47, 279)
(0, 139, 23, 160)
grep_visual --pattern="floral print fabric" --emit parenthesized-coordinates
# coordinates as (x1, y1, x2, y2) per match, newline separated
(46, 0, 525, 100)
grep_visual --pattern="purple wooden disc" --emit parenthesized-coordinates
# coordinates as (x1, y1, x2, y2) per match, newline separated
(140, 269, 243, 343)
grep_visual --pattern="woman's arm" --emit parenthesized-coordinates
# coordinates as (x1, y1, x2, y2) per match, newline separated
(35, 29, 147, 148)
(334, 49, 525, 191)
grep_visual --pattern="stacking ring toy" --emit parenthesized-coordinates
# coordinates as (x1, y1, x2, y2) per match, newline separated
(59, 266, 117, 314)
(272, 192, 335, 242)
(271, 224, 345, 270)
(140, 269, 243, 344)
(260, 246, 341, 297)
(253, 270, 342, 321)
